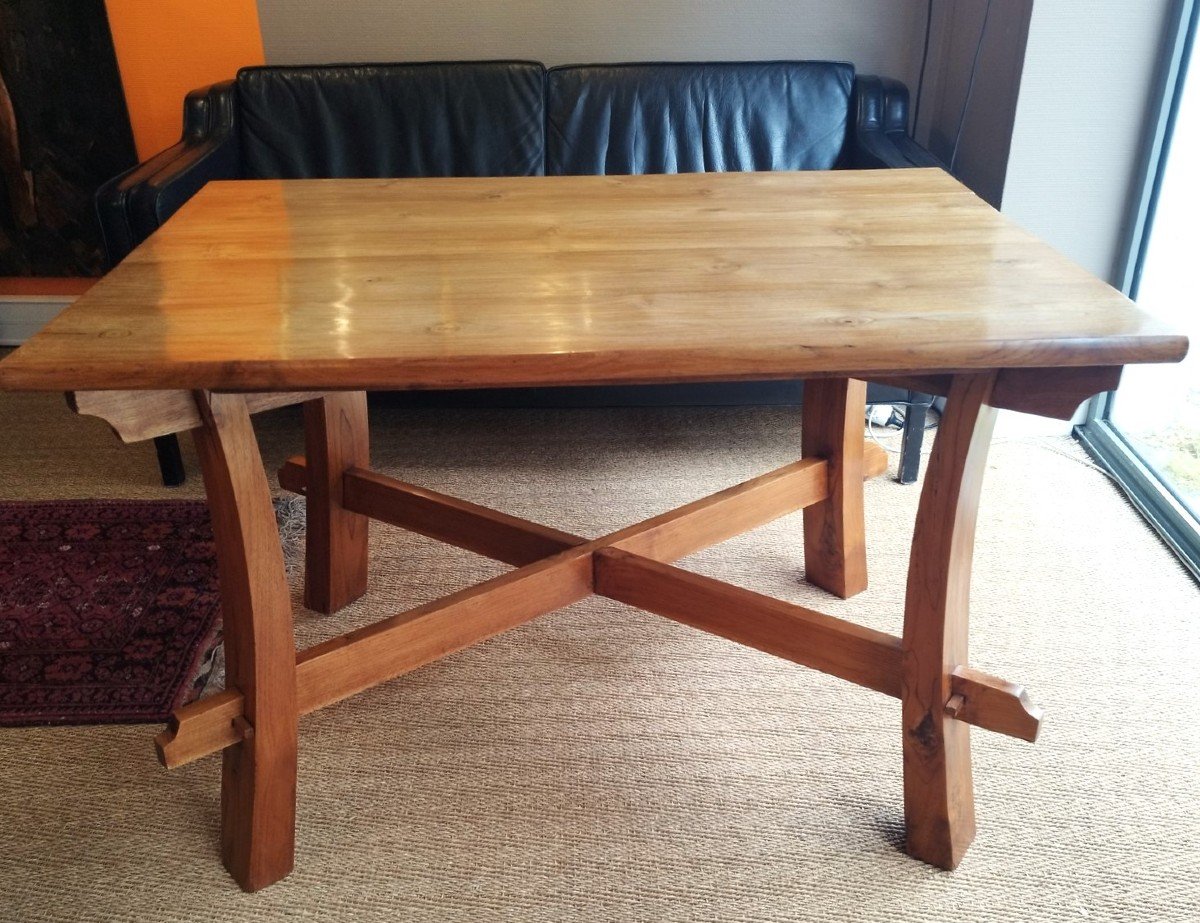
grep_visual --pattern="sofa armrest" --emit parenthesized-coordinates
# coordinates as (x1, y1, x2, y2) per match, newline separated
(96, 81, 240, 268)
(848, 75, 944, 171)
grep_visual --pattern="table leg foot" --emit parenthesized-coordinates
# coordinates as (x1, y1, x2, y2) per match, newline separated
(220, 727, 296, 891)
(303, 392, 371, 614)
(802, 378, 868, 598)
(194, 391, 299, 892)
(901, 373, 997, 870)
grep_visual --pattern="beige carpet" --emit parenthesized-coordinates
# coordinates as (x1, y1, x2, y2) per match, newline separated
(0, 388, 1197, 922)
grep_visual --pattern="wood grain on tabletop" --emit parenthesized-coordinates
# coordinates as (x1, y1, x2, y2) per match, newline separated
(0, 169, 1187, 392)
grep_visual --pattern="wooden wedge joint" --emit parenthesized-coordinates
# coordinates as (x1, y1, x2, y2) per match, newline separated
(943, 666, 1043, 743)
(155, 689, 248, 769)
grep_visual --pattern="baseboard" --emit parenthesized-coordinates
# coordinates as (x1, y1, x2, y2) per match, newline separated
(0, 298, 71, 345)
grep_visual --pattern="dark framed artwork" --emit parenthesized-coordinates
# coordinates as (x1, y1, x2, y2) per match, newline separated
(0, 0, 137, 276)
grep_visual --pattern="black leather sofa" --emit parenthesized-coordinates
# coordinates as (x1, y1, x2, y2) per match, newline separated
(96, 61, 940, 486)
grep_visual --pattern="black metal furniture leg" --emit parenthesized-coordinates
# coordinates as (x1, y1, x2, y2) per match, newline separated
(154, 434, 187, 487)
(898, 404, 927, 485)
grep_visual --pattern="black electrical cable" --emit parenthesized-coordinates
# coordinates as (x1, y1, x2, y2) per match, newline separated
(912, 0, 935, 134)
(950, 0, 994, 174)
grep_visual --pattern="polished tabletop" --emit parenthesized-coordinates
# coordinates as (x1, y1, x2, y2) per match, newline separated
(0, 169, 1187, 392)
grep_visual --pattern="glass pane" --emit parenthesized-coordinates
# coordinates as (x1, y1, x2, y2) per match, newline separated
(1110, 54, 1200, 515)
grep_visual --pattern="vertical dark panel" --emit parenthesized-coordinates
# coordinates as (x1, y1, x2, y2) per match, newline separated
(0, 0, 137, 276)
(916, 0, 1033, 208)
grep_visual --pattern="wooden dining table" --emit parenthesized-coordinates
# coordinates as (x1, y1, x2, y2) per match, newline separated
(0, 169, 1188, 891)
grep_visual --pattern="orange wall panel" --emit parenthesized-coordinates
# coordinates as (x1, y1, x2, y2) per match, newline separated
(105, 0, 265, 159)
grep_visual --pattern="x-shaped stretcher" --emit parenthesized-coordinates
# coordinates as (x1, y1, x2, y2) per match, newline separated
(70, 373, 1059, 891)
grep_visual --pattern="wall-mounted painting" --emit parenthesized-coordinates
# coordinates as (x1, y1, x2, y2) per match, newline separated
(0, 0, 137, 276)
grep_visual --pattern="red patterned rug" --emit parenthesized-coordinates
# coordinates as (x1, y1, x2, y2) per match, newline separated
(0, 500, 223, 726)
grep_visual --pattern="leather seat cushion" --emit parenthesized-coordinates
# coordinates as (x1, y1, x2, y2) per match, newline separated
(237, 62, 546, 179)
(546, 61, 854, 175)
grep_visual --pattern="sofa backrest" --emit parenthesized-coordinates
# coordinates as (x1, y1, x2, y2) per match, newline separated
(545, 62, 854, 176)
(236, 62, 546, 179)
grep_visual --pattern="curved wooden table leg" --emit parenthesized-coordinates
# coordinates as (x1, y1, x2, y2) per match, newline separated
(193, 391, 298, 892)
(303, 392, 371, 614)
(901, 372, 998, 869)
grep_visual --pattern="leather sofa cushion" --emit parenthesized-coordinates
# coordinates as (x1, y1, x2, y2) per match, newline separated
(236, 62, 546, 179)
(546, 61, 854, 175)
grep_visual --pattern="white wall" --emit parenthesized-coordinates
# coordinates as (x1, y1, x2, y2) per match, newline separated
(255, 0, 928, 90)
(1003, 0, 1174, 281)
